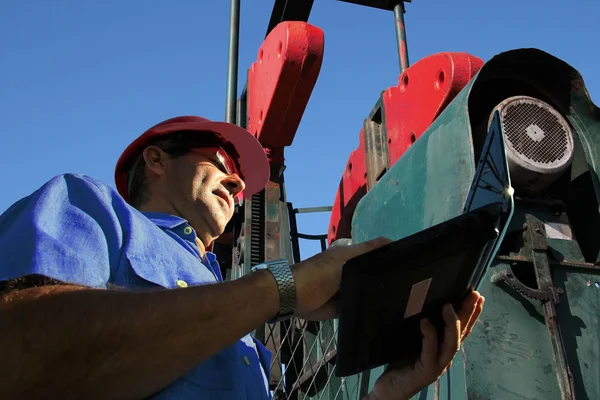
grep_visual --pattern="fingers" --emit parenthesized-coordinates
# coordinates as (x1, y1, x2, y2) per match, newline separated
(456, 291, 480, 336)
(462, 295, 485, 341)
(424, 293, 485, 368)
(419, 317, 439, 368)
(438, 304, 461, 369)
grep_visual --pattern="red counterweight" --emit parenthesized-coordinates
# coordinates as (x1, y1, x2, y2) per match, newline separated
(328, 128, 368, 244)
(384, 52, 484, 165)
(247, 21, 324, 168)
(328, 52, 484, 245)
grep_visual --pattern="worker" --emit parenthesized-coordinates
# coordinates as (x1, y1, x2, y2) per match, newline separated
(0, 116, 484, 400)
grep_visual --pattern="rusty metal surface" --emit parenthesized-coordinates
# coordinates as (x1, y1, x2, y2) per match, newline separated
(497, 255, 600, 272)
(464, 253, 600, 399)
(393, 2, 409, 73)
(363, 101, 390, 191)
(525, 218, 576, 399)
(459, 195, 600, 399)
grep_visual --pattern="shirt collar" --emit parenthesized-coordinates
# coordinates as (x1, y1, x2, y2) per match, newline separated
(204, 251, 218, 264)
(141, 211, 218, 260)
(142, 212, 189, 229)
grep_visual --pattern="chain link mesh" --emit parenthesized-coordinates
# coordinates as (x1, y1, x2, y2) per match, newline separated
(260, 317, 364, 400)
(245, 204, 368, 399)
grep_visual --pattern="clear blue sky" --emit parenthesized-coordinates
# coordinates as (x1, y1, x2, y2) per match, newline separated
(1, 0, 598, 259)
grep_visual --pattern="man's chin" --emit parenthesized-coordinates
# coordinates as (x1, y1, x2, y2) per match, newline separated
(210, 211, 231, 238)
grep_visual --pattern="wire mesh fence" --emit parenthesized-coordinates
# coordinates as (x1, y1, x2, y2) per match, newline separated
(257, 317, 365, 400)
(237, 202, 370, 399)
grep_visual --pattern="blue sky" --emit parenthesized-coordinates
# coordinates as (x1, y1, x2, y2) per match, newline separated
(1, 0, 598, 259)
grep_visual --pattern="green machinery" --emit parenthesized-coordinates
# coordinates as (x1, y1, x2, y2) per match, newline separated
(351, 48, 600, 400)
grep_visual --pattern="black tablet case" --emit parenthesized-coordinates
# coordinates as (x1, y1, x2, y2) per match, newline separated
(335, 204, 502, 377)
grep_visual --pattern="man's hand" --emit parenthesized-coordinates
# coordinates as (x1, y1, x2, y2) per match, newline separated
(288, 236, 485, 400)
(366, 291, 485, 400)
(290, 237, 392, 320)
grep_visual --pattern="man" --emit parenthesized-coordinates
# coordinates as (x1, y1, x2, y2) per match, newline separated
(0, 116, 484, 399)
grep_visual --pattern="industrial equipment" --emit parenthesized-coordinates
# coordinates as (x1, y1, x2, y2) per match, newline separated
(215, 1, 600, 398)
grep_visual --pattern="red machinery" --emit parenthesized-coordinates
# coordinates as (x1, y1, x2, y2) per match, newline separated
(327, 52, 484, 245)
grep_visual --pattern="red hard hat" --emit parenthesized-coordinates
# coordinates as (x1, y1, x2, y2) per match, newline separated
(115, 116, 270, 204)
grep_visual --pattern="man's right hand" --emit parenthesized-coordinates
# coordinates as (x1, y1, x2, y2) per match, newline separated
(290, 237, 392, 321)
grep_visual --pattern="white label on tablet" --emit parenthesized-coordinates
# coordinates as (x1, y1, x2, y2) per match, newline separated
(404, 278, 432, 319)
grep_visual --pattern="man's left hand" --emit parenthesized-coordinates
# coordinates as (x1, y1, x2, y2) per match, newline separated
(365, 291, 485, 400)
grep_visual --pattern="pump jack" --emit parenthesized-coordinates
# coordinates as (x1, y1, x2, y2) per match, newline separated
(211, 1, 600, 399)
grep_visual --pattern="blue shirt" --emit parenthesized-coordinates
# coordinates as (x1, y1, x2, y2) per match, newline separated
(0, 173, 273, 400)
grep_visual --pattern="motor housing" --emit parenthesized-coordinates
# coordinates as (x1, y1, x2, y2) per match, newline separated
(490, 95, 575, 193)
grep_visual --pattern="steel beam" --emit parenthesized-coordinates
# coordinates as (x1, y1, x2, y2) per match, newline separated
(266, 0, 314, 37)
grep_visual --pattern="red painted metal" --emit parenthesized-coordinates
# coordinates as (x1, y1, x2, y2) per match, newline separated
(327, 52, 484, 245)
(328, 129, 367, 245)
(384, 52, 484, 165)
(247, 21, 324, 164)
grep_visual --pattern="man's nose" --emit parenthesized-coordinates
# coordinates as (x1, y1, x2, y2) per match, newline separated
(223, 173, 246, 198)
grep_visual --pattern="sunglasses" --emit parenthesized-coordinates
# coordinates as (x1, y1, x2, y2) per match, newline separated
(191, 147, 244, 205)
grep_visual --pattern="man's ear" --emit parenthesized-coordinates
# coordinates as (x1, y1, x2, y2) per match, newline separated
(142, 146, 169, 177)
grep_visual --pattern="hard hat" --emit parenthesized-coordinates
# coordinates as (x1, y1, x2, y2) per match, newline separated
(115, 116, 270, 204)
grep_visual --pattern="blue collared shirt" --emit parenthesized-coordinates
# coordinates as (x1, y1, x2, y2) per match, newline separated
(0, 173, 272, 400)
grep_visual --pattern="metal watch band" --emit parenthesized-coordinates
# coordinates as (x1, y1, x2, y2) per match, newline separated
(252, 260, 296, 322)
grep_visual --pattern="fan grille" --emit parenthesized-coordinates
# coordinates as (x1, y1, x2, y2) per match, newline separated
(501, 100, 570, 166)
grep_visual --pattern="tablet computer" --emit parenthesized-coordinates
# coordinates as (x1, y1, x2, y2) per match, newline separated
(335, 110, 515, 377)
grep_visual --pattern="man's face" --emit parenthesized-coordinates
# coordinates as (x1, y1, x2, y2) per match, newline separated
(159, 147, 245, 239)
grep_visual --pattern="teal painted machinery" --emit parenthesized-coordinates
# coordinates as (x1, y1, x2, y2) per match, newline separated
(340, 48, 600, 399)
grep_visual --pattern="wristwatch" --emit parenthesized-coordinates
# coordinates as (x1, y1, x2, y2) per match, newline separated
(251, 259, 297, 323)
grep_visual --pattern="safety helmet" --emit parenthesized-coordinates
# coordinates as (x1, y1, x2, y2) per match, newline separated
(114, 116, 270, 204)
